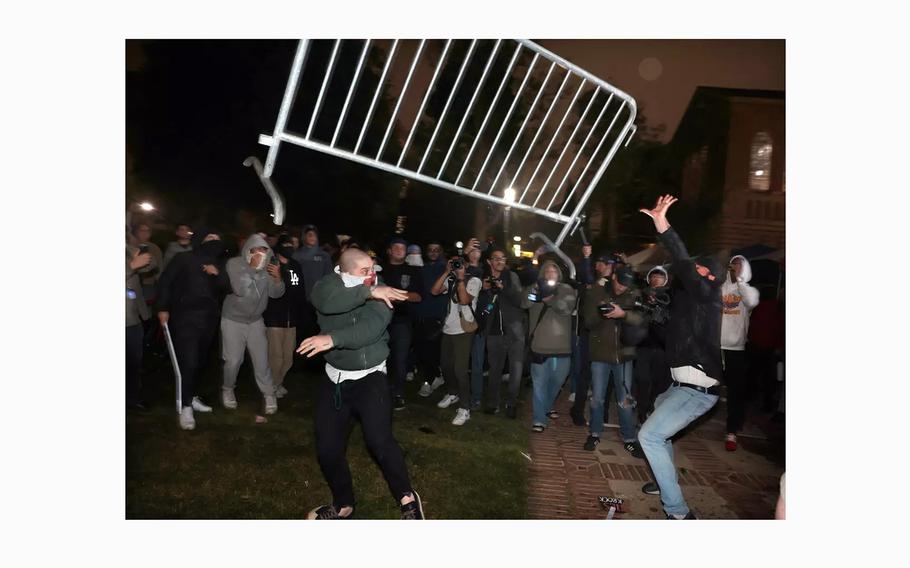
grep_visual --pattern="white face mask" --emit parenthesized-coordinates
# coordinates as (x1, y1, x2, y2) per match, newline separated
(335, 265, 372, 288)
(246, 250, 269, 270)
(405, 253, 424, 267)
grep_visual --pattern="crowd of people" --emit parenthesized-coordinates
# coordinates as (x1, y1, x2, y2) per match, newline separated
(125, 195, 785, 520)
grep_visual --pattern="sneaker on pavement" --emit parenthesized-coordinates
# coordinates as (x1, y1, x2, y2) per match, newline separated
(452, 408, 470, 426)
(430, 376, 445, 392)
(642, 481, 660, 495)
(418, 381, 433, 397)
(547, 410, 559, 420)
(307, 504, 354, 520)
(394, 396, 406, 411)
(505, 405, 517, 419)
(624, 440, 646, 459)
(532, 423, 545, 433)
(725, 433, 738, 452)
(400, 491, 424, 520)
(264, 395, 278, 415)
(568, 392, 576, 403)
(222, 388, 237, 410)
(179, 407, 195, 430)
(406, 371, 415, 383)
(666, 510, 697, 520)
(583, 435, 600, 451)
(437, 394, 459, 409)
(191, 397, 212, 413)
(275, 385, 289, 399)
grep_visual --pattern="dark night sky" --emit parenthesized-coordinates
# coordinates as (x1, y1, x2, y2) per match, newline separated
(125, 39, 783, 249)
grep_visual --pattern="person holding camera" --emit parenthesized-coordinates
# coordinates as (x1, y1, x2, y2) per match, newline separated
(582, 266, 646, 456)
(476, 246, 527, 418)
(220, 234, 285, 415)
(637, 195, 724, 520)
(522, 260, 577, 433)
(263, 235, 307, 400)
(463, 237, 489, 410)
(296, 248, 423, 520)
(126, 235, 158, 411)
(156, 228, 231, 430)
(430, 252, 482, 426)
(633, 266, 673, 424)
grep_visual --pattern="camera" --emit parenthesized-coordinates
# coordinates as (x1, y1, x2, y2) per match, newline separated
(529, 279, 556, 303)
(632, 291, 671, 324)
(451, 258, 464, 271)
(598, 303, 615, 316)
(269, 254, 280, 266)
(138, 243, 150, 254)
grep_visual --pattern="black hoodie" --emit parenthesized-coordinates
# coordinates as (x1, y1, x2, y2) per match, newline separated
(263, 243, 308, 328)
(155, 228, 231, 321)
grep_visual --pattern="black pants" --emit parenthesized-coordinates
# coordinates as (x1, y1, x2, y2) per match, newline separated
(171, 313, 219, 408)
(570, 335, 591, 417)
(126, 324, 144, 406)
(747, 343, 779, 412)
(485, 323, 526, 409)
(414, 316, 443, 381)
(633, 346, 672, 423)
(315, 371, 413, 509)
(723, 349, 749, 433)
(387, 321, 412, 398)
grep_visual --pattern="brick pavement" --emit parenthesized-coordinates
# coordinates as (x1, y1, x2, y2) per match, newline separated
(526, 391, 785, 520)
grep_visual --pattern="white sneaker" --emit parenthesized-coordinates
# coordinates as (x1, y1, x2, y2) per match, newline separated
(430, 376, 445, 392)
(179, 407, 196, 430)
(222, 388, 237, 409)
(452, 408, 470, 426)
(418, 381, 433, 397)
(406, 371, 415, 382)
(501, 373, 510, 383)
(275, 385, 288, 399)
(568, 392, 576, 403)
(191, 396, 213, 413)
(437, 394, 459, 409)
(264, 395, 278, 415)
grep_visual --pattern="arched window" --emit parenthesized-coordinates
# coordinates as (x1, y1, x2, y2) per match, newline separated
(749, 132, 773, 191)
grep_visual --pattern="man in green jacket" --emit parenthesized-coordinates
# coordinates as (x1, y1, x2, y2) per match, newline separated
(296, 248, 425, 520)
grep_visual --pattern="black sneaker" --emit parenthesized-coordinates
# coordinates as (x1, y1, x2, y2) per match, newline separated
(624, 440, 646, 459)
(394, 396, 406, 411)
(569, 407, 586, 426)
(641, 481, 660, 495)
(400, 491, 424, 520)
(470, 400, 482, 411)
(483, 406, 499, 415)
(666, 510, 697, 519)
(307, 504, 354, 519)
(505, 405, 517, 419)
(546, 410, 559, 420)
(583, 435, 600, 451)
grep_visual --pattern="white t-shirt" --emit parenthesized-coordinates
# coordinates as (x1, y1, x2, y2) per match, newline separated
(442, 276, 481, 335)
(325, 361, 387, 384)
(670, 365, 720, 388)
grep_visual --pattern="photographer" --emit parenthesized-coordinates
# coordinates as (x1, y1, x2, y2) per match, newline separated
(521, 260, 577, 433)
(633, 266, 673, 424)
(637, 195, 724, 520)
(476, 247, 526, 418)
(463, 237, 488, 409)
(581, 266, 646, 457)
(430, 251, 482, 426)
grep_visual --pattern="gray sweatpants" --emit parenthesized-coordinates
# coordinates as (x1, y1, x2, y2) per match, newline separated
(221, 317, 275, 396)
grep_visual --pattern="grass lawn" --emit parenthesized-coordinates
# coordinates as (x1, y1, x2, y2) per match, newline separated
(127, 354, 531, 519)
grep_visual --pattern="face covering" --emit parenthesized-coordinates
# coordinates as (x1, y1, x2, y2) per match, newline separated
(405, 253, 424, 267)
(247, 250, 268, 270)
(335, 265, 373, 288)
(198, 240, 224, 262)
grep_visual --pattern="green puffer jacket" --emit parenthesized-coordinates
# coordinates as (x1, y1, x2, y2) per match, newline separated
(310, 273, 392, 371)
(584, 282, 644, 364)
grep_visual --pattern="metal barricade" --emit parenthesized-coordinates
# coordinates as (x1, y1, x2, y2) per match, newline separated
(256, 39, 637, 247)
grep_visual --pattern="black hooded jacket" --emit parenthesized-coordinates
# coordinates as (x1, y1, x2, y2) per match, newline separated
(263, 254, 307, 328)
(155, 228, 231, 321)
(657, 227, 723, 381)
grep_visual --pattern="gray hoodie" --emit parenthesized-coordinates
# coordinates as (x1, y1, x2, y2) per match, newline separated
(221, 234, 286, 324)
(522, 260, 577, 356)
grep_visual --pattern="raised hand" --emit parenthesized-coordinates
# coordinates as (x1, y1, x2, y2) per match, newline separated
(639, 194, 678, 233)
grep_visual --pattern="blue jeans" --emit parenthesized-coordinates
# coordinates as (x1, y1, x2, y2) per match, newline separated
(638, 385, 718, 517)
(589, 361, 637, 442)
(470, 332, 486, 406)
(531, 356, 570, 426)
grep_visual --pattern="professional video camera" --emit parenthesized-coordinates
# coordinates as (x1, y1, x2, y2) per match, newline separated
(528, 278, 557, 303)
(632, 291, 671, 325)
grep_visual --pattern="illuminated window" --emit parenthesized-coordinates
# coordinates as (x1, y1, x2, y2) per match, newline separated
(749, 132, 773, 191)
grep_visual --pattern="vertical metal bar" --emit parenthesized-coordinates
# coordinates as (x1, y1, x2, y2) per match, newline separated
(354, 39, 399, 155)
(517, 78, 586, 204)
(331, 39, 372, 148)
(263, 39, 310, 178)
(376, 40, 426, 161)
(453, 42, 522, 186)
(539, 93, 612, 209)
(528, 86, 599, 206)
(396, 39, 453, 168)
(557, 100, 627, 215)
(485, 61, 557, 195)
(305, 39, 342, 140)
(436, 39, 502, 179)
(555, 104, 637, 246)
(505, 70, 572, 203)
(469, 53, 540, 191)
(417, 40, 478, 174)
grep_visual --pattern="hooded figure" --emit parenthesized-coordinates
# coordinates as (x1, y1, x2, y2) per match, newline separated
(522, 260, 577, 356)
(222, 234, 285, 324)
(292, 224, 334, 298)
(405, 244, 424, 267)
(720, 255, 760, 350)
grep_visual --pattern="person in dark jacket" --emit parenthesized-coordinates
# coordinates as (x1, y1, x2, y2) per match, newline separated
(632, 266, 673, 423)
(155, 227, 231, 430)
(637, 195, 723, 520)
(416, 241, 448, 397)
(296, 248, 423, 520)
(126, 237, 156, 410)
(380, 237, 423, 410)
(263, 235, 307, 399)
(477, 247, 527, 418)
(292, 224, 333, 342)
